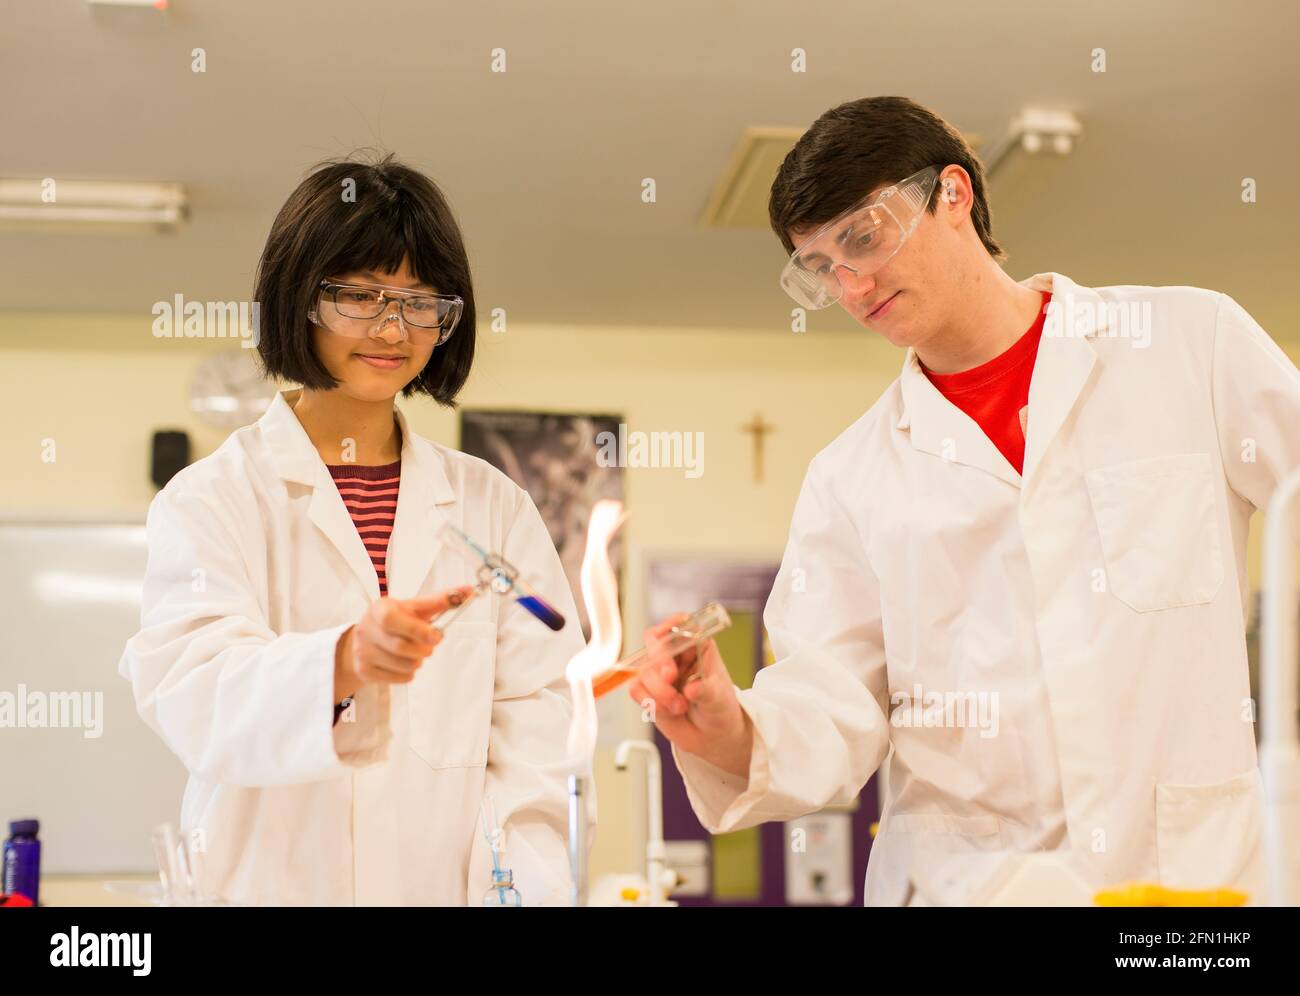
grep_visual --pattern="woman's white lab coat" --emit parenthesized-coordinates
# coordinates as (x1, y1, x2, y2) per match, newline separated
(674, 272, 1300, 905)
(119, 389, 586, 905)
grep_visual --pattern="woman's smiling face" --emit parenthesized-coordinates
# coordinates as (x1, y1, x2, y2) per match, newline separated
(310, 257, 438, 403)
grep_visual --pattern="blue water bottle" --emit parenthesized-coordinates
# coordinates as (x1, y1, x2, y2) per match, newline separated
(2, 819, 41, 905)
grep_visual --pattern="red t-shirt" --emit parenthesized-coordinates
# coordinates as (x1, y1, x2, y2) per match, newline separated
(921, 291, 1052, 475)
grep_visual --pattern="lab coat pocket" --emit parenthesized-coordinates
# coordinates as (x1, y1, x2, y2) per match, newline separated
(1155, 768, 1265, 893)
(1084, 453, 1223, 612)
(408, 621, 497, 769)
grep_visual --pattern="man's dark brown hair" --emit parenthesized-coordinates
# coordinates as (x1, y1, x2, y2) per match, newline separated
(769, 96, 1005, 261)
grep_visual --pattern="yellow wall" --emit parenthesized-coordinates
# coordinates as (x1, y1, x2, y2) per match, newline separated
(2, 311, 1296, 886)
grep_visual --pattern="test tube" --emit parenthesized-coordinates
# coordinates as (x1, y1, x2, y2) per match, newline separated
(591, 602, 731, 698)
(434, 520, 567, 632)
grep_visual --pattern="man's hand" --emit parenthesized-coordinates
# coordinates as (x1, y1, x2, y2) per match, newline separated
(627, 614, 754, 778)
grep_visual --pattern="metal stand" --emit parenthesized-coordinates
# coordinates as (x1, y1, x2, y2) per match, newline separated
(567, 774, 588, 907)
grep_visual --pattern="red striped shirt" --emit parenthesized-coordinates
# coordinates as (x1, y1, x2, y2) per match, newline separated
(327, 459, 401, 595)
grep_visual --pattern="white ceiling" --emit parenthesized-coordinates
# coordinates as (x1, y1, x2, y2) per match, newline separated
(1, 0, 1297, 335)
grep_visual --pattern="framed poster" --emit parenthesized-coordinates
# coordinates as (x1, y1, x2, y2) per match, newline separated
(459, 410, 625, 638)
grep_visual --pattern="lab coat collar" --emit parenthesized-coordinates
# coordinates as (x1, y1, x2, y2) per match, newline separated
(258, 389, 457, 599)
(896, 272, 1106, 488)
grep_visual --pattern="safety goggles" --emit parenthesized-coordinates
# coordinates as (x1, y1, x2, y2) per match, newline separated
(311, 279, 464, 346)
(778, 165, 941, 310)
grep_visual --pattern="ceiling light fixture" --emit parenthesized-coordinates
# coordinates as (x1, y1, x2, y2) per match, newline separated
(0, 178, 188, 230)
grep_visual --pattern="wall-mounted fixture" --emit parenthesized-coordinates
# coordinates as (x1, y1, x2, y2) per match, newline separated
(979, 108, 1084, 178)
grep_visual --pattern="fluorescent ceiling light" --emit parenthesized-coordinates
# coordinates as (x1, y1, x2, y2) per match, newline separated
(86, 0, 169, 9)
(0, 178, 188, 230)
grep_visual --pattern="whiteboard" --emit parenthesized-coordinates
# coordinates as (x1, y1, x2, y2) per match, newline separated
(0, 520, 188, 874)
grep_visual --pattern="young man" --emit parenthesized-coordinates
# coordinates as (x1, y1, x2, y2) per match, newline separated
(630, 96, 1300, 905)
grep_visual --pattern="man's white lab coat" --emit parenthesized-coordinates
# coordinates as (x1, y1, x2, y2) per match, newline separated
(675, 272, 1300, 905)
(120, 389, 586, 905)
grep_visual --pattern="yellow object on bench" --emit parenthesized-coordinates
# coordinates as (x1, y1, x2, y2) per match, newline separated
(1094, 883, 1248, 907)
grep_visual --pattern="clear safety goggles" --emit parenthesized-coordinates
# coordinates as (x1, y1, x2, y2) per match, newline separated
(311, 279, 464, 346)
(778, 165, 941, 310)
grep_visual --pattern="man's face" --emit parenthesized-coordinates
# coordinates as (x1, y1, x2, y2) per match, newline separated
(788, 175, 959, 350)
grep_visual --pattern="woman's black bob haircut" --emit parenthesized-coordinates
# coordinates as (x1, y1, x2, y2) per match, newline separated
(254, 152, 475, 405)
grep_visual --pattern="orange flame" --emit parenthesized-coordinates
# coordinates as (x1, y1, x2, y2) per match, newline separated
(565, 500, 627, 768)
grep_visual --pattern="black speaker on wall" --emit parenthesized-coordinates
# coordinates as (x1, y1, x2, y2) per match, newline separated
(151, 430, 191, 489)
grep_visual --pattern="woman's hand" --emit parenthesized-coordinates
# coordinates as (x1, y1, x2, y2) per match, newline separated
(334, 584, 478, 703)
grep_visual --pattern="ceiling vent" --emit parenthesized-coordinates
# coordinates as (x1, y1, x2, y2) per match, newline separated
(700, 127, 803, 229)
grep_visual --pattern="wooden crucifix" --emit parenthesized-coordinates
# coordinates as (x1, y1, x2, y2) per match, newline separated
(741, 413, 775, 483)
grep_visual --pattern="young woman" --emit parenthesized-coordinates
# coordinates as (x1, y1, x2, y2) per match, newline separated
(120, 155, 585, 906)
